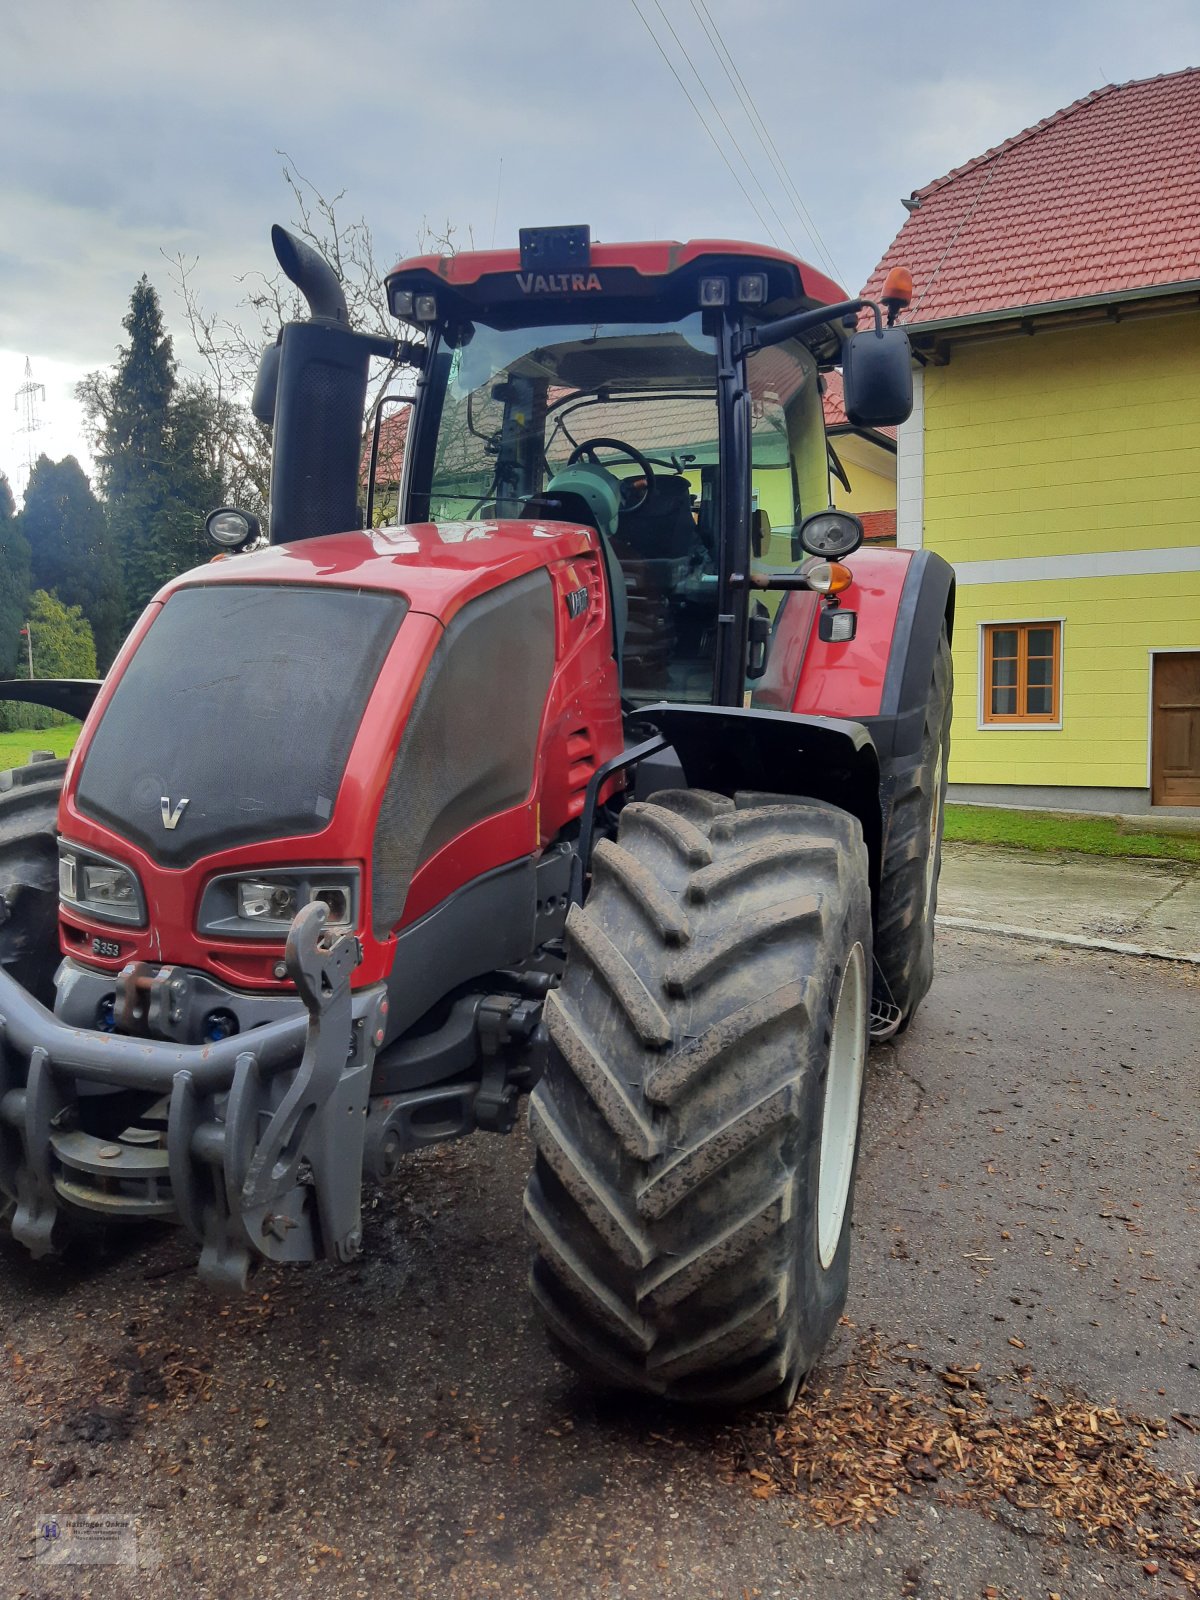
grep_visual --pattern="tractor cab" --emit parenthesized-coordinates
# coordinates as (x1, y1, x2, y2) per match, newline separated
(380, 227, 913, 706)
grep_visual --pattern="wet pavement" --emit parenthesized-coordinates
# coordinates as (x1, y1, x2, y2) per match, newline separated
(1, 928, 1197, 1599)
(939, 843, 1200, 959)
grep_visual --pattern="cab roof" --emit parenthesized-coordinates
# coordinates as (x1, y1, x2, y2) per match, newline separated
(386, 237, 846, 330)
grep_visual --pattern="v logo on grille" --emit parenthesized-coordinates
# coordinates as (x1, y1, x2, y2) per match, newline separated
(160, 796, 190, 830)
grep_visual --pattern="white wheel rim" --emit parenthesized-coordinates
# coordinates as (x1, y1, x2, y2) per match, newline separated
(817, 941, 867, 1270)
(925, 745, 944, 910)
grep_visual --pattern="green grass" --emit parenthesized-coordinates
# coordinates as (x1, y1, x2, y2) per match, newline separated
(3, 722, 1196, 866)
(0, 721, 82, 769)
(944, 803, 1200, 864)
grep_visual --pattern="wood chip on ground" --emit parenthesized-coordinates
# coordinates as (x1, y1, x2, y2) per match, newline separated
(716, 1336, 1199, 1592)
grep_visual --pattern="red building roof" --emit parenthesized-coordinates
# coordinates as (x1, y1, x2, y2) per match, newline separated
(864, 68, 1200, 327)
(361, 407, 411, 490)
(860, 509, 896, 544)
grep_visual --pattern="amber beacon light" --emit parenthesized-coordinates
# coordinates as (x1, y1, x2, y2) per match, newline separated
(880, 266, 914, 325)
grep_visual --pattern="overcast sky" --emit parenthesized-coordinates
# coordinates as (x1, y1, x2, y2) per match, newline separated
(3, 0, 1198, 496)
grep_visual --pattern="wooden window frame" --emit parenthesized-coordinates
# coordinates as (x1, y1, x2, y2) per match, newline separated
(979, 620, 1063, 729)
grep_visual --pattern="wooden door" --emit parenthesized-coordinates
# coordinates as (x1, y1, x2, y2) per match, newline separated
(1152, 653, 1200, 805)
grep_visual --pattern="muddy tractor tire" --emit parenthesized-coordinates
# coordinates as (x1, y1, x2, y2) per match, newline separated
(0, 754, 67, 1008)
(525, 789, 871, 1407)
(875, 625, 952, 1029)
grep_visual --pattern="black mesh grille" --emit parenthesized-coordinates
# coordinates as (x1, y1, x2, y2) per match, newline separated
(76, 584, 406, 866)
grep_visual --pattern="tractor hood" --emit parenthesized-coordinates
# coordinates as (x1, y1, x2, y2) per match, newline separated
(167, 519, 596, 622)
(61, 518, 595, 873)
(72, 582, 408, 868)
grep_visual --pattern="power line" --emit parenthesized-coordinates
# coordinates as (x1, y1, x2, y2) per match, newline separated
(689, 0, 845, 285)
(628, 0, 781, 247)
(647, 0, 804, 258)
(690, 0, 842, 281)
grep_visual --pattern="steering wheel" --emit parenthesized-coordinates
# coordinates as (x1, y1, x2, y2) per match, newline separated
(566, 437, 656, 514)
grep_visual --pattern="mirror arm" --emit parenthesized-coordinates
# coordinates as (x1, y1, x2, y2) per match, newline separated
(739, 296, 882, 355)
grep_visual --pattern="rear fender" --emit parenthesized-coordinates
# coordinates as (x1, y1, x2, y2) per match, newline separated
(784, 547, 955, 763)
(0, 679, 102, 721)
(865, 548, 956, 761)
(636, 703, 882, 903)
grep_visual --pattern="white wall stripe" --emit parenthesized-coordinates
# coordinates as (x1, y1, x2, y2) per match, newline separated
(953, 545, 1200, 586)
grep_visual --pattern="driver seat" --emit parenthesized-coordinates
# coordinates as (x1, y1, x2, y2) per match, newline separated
(616, 475, 696, 561)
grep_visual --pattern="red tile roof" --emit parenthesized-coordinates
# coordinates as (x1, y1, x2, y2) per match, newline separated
(864, 68, 1200, 326)
(860, 509, 896, 544)
(822, 369, 850, 427)
(361, 407, 411, 489)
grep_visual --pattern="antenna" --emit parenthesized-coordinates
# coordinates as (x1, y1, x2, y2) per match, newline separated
(13, 357, 46, 490)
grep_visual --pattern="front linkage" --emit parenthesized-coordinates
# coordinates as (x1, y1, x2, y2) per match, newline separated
(0, 903, 387, 1290)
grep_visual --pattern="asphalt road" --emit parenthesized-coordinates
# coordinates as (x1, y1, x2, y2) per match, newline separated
(2, 929, 1197, 1599)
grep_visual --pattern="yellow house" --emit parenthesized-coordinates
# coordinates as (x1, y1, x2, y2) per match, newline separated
(865, 68, 1200, 812)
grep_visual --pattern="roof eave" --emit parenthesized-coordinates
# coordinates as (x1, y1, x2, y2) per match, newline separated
(903, 278, 1200, 342)
(827, 423, 897, 453)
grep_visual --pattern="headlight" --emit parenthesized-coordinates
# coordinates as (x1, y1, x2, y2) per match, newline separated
(205, 505, 262, 550)
(58, 844, 146, 927)
(238, 880, 299, 922)
(197, 868, 359, 939)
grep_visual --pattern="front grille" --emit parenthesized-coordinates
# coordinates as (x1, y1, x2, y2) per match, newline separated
(75, 583, 406, 866)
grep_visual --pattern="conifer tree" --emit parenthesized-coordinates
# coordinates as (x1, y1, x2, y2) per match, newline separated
(19, 454, 125, 670)
(78, 276, 223, 624)
(0, 472, 32, 679)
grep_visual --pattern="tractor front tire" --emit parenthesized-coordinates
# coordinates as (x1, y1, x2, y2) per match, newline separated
(525, 790, 871, 1407)
(875, 625, 953, 1028)
(0, 755, 67, 1008)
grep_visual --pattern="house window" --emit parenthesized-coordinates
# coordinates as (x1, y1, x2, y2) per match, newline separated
(982, 622, 1061, 725)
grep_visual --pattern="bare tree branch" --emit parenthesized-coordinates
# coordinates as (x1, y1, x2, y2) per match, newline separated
(162, 154, 464, 519)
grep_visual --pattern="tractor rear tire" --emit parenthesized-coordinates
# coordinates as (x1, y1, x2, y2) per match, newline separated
(875, 625, 952, 1028)
(525, 789, 871, 1407)
(0, 755, 67, 1008)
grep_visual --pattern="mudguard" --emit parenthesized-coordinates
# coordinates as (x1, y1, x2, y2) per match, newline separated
(865, 548, 956, 761)
(779, 547, 954, 764)
(0, 679, 102, 721)
(637, 702, 883, 901)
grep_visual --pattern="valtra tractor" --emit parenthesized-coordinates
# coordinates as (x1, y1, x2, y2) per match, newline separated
(0, 223, 952, 1406)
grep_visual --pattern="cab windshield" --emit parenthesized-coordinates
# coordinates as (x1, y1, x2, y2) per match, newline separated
(411, 312, 827, 702)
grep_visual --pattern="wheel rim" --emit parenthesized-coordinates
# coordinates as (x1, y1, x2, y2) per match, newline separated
(925, 744, 944, 910)
(817, 941, 867, 1270)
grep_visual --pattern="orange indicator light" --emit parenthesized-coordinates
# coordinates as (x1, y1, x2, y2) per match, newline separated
(805, 560, 853, 596)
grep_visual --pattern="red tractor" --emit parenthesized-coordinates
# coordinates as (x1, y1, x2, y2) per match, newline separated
(0, 224, 951, 1406)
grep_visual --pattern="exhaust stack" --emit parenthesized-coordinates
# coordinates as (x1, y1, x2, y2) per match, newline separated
(272, 224, 349, 325)
(258, 226, 394, 545)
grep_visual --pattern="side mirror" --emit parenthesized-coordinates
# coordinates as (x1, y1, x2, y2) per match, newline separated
(841, 325, 913, 429)
(251, 341, 281, 426)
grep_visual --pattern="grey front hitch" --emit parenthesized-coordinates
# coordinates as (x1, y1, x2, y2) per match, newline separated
(0, 902, 386, 1290)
